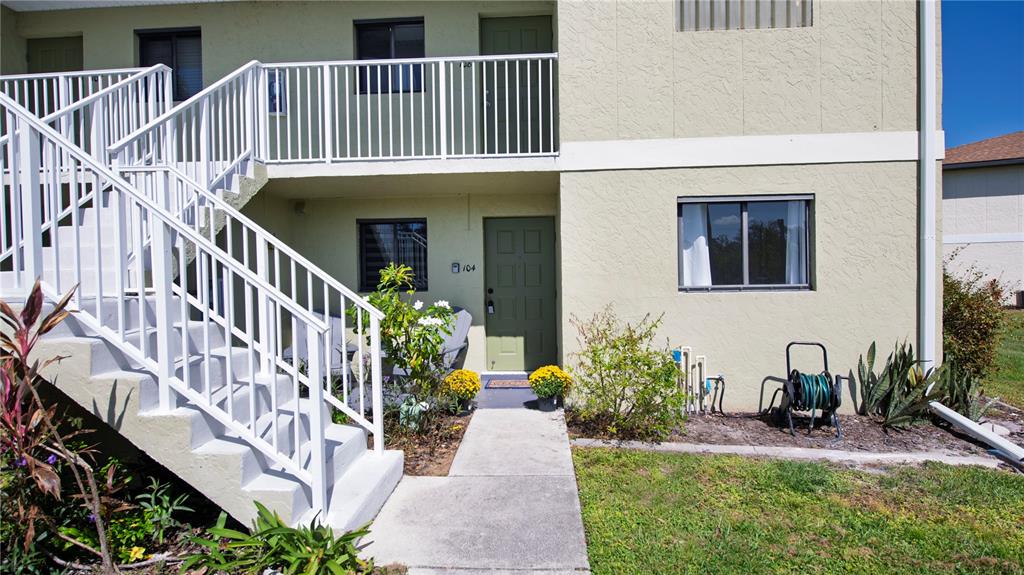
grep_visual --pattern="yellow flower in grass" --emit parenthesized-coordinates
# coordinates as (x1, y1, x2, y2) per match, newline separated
(128, 547, 147, 562)
(529, 365, 572, 398)
(442, 369, 481, 402)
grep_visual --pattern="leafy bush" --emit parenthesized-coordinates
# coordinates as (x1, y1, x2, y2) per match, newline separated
(440, 369, 481, 403)
(943, 263, 1006, 379)
(137, 477, 192, 545)
(942, 362, 998, 421)
(568, 308, 684, 441)
(181, 502, 374, 575)
(529, 365, 572, 399)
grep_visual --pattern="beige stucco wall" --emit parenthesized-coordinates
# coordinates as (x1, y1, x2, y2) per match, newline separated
(559, 161, 920, 410)
(557, 0, 918, 141)
(244, 172, 559, 372)
(943, 164, 1024, 300)
(1, 6, 26, 74)
(6, 1, 555, 80)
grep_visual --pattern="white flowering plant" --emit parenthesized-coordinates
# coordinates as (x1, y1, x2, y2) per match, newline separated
(354, 263, 454, 413)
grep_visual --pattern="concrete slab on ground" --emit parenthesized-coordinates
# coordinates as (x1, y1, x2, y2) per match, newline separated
(364, 475, 590, 572)
(450, 409, 574, 477)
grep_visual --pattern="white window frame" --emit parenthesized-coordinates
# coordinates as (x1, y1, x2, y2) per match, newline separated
(677, 194, 813, 292)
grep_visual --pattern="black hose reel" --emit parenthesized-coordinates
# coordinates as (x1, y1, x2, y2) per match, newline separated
(759, 342, 850, 439)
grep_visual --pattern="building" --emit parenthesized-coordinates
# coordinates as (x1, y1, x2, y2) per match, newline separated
(943, 131, 1024, 306)
(0, 0, 942, 528)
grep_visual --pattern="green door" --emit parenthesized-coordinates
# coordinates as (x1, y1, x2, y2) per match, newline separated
(484, 217, 557, 371)
(27, 37, 83, 74)
(480, 16, 554, 155)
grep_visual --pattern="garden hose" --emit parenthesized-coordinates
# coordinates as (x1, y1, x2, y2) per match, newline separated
(795, 371, 835, 426)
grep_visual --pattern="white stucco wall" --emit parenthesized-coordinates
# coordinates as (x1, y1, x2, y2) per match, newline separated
(943, 163, 1024, 302)
(560, 162, 920, 410)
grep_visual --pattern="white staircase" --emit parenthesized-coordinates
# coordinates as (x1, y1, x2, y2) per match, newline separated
(0, 69, 401, 530)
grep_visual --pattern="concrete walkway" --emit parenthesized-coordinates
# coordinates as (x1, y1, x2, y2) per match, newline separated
(365, 409, 591, 574)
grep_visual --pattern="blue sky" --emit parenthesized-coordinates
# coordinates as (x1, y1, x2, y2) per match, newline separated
(942, 0, 1024, 148)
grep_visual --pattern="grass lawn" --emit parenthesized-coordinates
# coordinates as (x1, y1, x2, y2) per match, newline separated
(990, 309, 1024, 407)
(574, 448, 1024, 575)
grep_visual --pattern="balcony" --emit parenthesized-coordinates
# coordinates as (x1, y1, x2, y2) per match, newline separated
(260, 54, 559, 176)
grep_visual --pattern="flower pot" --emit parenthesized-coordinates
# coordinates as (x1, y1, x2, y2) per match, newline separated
(457, 398, 474, 415)
(536, 395, 557, 412)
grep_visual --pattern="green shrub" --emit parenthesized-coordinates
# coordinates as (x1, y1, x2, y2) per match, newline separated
(568, 308, 684, 441)
(181, 502, 374, 575)
(943, 263, 1006, 379)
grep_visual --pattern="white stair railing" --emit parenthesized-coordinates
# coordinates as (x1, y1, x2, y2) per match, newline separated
(1, 68, 146, 118)
(0, 66, 174, 274)
(109, 61, 260, 194)
(118, 164, 386, 443)
(1, 93, 342, 514)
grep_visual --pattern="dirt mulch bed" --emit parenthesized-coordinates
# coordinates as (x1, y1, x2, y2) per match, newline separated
(675, 412, 993, 456)
(386, 412, 473, 476)
(567, 410, 999, 457)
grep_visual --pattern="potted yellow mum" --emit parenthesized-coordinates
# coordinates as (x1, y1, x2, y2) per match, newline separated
(441, 369, 481, 413)
(529, 365, 572, 412)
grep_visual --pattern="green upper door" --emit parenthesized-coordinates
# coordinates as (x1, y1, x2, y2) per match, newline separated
(484, 217, 557, 372)
(480, 16, 554, 155)
(27, 37, 83, 74)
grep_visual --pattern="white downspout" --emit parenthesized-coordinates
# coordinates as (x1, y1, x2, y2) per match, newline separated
(918, 0, 938, 367)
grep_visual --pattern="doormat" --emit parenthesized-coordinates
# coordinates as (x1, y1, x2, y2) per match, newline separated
(486, 379, 531, 389)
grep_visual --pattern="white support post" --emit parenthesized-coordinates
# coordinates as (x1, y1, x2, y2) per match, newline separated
(370, 315, 384, 455)
(322, 64, 334, 163)
(17, 119, 42, 289)
(305, 325, 329, 514)
(90, 102, 106, 166)
(256, 235, 272, 374)
(244, 69, 255, 162)
(438, 62, 448, 159)
(199, 97, 211, 188)
(150, 172, 177, 411)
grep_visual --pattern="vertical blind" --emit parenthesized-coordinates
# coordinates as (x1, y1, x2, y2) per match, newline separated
(680, 0, 812, 31)
(139, 29, 202, 100)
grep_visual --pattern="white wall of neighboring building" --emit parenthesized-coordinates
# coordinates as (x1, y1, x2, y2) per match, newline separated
(943, 163, 1024, 304)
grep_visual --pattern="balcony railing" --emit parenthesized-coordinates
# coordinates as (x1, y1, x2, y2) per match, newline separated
(0, 68, 147, 118)
(109, 54, 558, 186)
(261, 54, 558, 163)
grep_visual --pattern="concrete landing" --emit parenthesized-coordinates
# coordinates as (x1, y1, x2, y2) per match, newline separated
(365, 409, 590, 574)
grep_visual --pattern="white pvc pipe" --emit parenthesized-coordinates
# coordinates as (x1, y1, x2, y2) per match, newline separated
(929, 401, 1024, 464)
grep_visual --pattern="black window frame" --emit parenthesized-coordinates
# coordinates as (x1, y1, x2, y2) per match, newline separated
(677, 195, 813, 292)
(136, 27, 203, 101)
(354, 18, 425, 95)
(358, 218, 429, 292)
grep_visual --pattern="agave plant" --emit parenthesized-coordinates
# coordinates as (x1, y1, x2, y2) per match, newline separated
(852, 341, 945, 427)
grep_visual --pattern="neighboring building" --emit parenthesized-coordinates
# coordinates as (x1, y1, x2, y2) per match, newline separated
(0, 0, 943, 528)
(943, 131, 1024, 306)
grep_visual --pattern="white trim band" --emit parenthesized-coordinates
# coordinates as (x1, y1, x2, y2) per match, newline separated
(560, 130, 945, 172)
(944, 233, 1024, 245)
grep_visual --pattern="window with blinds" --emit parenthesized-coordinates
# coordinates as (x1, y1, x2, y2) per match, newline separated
(358, 219, 428, 292)
(679, 0, 812, 31)
(138, 28, 202, 100)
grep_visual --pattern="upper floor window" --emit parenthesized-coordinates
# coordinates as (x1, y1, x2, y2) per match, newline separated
(678, 196, 811, 290)
(359, 219, 428, 292)
(679, 0, 812, 32)
(138, 28, 202, 101)
(355, 18, 425, 94)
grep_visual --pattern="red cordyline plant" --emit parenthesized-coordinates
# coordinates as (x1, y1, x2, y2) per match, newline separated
(0, 280, 119, 574)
